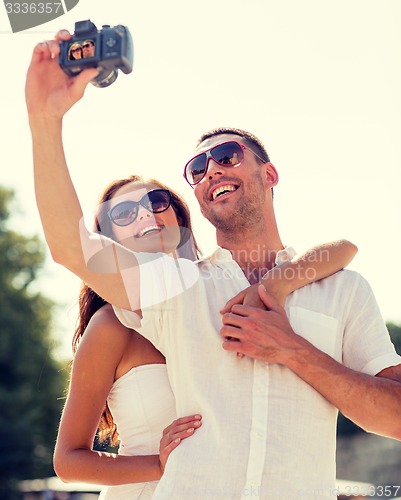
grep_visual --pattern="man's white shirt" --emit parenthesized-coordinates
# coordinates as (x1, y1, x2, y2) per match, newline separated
(114, 248, 401, 499)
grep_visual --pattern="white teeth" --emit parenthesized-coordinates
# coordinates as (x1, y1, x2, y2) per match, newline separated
(137, 225, 160, 237)
(212, 185, 237, 201)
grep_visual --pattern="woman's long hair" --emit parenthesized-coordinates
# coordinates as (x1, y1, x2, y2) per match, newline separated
(72, 175, 201, 446)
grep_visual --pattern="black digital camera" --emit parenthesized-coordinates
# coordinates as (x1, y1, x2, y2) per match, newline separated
(59, 20, 133, 88)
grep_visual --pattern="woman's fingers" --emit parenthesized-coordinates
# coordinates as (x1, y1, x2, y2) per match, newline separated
(161, 414, 202, 448)
(159, 414, 202, 473)
(31, 41, 51, 62)
(46, 38, 62, 58)
(162, 414, 202, 442)
(31, 29, 70, 63)
(31, 39, 59, 62)
(163, 414, 201, 434)
(55, 29, 71, 42)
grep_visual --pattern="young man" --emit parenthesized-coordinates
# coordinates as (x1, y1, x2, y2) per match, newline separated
(26, 31, 401, 499)
(82, 39, 95, 58)
(121, 128, 401, 498)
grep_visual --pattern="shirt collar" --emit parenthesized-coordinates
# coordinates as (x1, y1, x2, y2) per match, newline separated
(202, 246, 296, 266)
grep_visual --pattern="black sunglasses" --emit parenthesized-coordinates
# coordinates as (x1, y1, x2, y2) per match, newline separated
(107, 189, 172, 227)
(183, 140, 265, 186)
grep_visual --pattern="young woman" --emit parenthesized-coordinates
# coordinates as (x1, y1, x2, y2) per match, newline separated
(68, 42, 83, 60)
(53, 177, 204, 499)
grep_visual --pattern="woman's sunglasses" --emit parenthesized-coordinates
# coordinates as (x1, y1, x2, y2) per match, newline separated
(107, 189, 172, 227)
(183, 140, 265, 186)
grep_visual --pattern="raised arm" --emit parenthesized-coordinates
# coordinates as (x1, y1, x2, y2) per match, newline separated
(25, 32, 137, 309)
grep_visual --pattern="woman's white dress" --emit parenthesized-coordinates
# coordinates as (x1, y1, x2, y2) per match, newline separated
(99, 364, 176, 499)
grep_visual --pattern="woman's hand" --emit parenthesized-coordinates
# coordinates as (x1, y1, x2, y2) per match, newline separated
(25, 30, 98, 120)
(159, 414, 202, 474)
(220, 283, 275, 315)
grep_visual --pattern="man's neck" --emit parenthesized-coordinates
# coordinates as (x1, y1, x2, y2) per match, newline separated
(217, 231, 285, 285)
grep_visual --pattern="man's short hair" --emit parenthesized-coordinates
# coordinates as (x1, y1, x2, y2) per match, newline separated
(197, 127, 270, 164)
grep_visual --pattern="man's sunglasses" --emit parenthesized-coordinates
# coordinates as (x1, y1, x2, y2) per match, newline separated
(82, 43, 94, 49)
(107, 189, 172, 227)
(183, 140, 265, 186)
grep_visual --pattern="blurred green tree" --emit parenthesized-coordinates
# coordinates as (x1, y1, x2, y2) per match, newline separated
(0, 187, 66, 499)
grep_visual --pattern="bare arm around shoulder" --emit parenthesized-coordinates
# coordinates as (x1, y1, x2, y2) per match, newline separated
(222, 239, 358, 311)
(53, 306, 201, 485)
(263, 239, 358, 302)
(25, 32, 137, 310)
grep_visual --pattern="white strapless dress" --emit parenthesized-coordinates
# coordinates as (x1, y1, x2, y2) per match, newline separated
(99, 364, 176, 499)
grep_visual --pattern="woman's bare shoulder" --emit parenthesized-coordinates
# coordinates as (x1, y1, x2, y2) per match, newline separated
(80, 304, 133, 351)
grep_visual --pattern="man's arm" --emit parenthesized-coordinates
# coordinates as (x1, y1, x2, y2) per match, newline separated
(26, 33, 138, 310)
(221, 286, 401, 440)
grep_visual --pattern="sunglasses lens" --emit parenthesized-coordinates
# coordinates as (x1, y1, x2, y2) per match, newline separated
(212, 142, 243, 166)
(109, 190, 171, 226)
(185, 142, 244, 185)
(186, 154, 207, 185)
(148, 190, 171, 212)
(110, 202, 137, 226)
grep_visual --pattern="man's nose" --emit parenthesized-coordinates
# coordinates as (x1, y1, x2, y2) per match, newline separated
(206, 158, 224, 180)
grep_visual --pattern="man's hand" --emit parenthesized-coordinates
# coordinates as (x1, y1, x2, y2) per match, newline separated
(159, 414, 202, 474)
(220, 285, 301, 363)
(26, 30, 98, 120)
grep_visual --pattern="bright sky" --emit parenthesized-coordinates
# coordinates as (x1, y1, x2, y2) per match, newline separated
(1, 0, 400, 359)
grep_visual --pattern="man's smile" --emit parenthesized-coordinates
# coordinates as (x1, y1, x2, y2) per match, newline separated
(208, 182, 240, 201)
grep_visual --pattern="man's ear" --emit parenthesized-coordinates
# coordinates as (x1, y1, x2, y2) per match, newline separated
(264, 162, 279, 188)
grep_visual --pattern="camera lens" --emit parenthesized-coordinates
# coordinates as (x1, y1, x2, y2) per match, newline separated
(91, 68, 118, 88)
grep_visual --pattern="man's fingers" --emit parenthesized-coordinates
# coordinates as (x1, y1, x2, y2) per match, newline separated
(220, 323, 244, 341)
(221, 304, 253, 328)
(223, 338, 248, 354)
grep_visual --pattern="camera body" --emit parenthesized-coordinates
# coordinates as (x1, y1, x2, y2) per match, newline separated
(59, 20, 133, 88)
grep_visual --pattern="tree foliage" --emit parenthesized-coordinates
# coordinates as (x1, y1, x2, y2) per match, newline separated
(0, 187, 67, 499)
